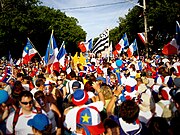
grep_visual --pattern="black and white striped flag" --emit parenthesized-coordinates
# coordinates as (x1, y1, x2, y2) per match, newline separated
(91, 29, 109, 56)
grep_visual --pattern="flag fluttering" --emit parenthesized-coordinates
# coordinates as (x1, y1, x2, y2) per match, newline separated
(127, 39, 138, 57)
(78, 38, 92, 53)
(115, 33, 129, 54)
(57, 41, 67, 67)
(22, 38, 37, 64)
(8, 51, 13, 66)
(44, 31, 58, 66)
(162, 38, 178, 55)
(91, 29, 109, 56)
(137, 32, 146, 44)
(44, 30, 59, 73)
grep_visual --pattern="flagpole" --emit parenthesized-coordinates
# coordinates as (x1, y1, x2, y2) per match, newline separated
(135, 39, 140, 59)
(59, 41, 65, 50)
(27, 37, 42, 59)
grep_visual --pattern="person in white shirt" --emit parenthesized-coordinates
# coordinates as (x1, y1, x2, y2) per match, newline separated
(6, 91, 47, 135)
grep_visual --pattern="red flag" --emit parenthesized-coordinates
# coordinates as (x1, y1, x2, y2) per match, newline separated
(162, 38, 178, 55)
(78, 42, 87, 53)
(113, 50, 119, 57)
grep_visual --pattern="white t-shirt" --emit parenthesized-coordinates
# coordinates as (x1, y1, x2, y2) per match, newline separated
(6, 108, 47, 135)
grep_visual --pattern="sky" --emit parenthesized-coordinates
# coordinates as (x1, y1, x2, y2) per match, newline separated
(41, 0, 138, 40)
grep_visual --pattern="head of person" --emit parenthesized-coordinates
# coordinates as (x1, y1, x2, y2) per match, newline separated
(7, 78, 15, 86)
(170, 88, 180, 112)
(12, 81, 25, 98)
(103, 118, 120, 135)
(56, 78, 63, 86)
(34, 91, 46, 107)
(35, 78, 45, 91)
(43, 80, 53, 95)
(72, 81, 81, 91)
(129, 64, 136, 72)
(100, 85, 112, 101)
(174, 77, 180, 89)
(18, 91, 34, 112)
(69, 70, 76, 80)
(84, 80, 95, 93)
(27, 114, 51, 135)
(119, 100, 140, 123)
(16, 73, 24, 82)
(109, 73, 117, 84)
(148, 117, 170, 135)
(59, 70, 67, 80)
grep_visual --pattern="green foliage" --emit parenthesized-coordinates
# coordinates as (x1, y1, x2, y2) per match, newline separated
(110, 0, 180, 54)
(0, 0, 86, 58)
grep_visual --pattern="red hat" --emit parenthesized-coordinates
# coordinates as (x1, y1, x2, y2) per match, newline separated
(76, 106, 105, 135)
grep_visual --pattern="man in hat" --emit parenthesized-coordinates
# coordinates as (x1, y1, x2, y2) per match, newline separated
(63, 81, 105, 134)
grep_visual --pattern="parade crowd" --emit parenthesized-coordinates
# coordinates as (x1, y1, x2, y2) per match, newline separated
(0, 54, 180, 135)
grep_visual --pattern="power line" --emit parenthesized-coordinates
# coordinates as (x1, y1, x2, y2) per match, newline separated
(60, 1, 128, 11)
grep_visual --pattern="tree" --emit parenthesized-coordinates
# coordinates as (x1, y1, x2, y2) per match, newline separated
(0, 0, 86, 58)
(110, 0, 180, 55)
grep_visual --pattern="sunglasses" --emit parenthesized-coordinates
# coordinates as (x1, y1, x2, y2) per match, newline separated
(20, 100, 33, 105)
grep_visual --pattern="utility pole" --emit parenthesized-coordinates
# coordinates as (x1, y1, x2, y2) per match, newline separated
(143, 0, 149, 57)
(127, 0, 149, 57)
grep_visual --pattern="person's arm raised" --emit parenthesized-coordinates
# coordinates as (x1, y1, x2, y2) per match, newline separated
(106, 85, 123, 116)
(92, 81, 105, 105)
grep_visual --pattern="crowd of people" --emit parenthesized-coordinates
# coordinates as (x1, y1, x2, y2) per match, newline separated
(0, 53, 180, 135)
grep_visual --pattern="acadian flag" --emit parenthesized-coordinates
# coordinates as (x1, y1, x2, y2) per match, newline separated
(0, 66, 12, 83)
(115, 33, 129, 54)
(127, 39, 138, 57)
(22, 38, 37, 64)
(57, 41, 67, 67)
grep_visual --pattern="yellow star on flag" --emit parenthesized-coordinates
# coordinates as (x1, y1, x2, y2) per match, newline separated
(116, 69, 120, 73)
(82, 113, 90, 123)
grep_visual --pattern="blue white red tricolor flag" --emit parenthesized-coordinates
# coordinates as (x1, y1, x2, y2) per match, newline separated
(127, 39, 138, 57)
(115, 33, 129, 54)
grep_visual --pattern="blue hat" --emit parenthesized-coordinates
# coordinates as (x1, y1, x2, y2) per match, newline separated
(96, 77, 106, 84)
(72, 89, 89, 106)
(27, 114, 49, 131)
(72, 81, 81, 89)
(0, 90, 8, 104)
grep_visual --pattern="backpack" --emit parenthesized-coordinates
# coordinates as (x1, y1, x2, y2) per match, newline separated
(157, 101, 172, 119)
(12, 107, 42, 134)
